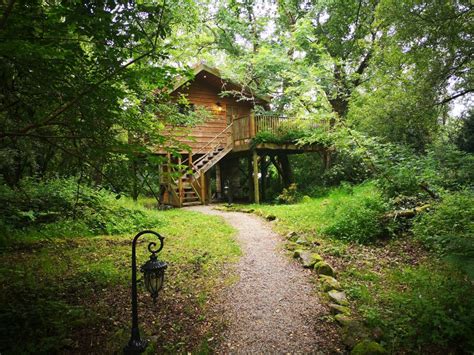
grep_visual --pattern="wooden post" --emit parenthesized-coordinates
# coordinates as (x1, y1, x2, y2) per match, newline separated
(216, 163, 222, 199)
(178, 156, 183, 207)
(200, 173, 206, 205)
(247, 155, 253, 202)
(249, 111, 256, 138)
(207, 172, 212, 202)
(252, 150, 260, 204)
(260, 155, 267, 202)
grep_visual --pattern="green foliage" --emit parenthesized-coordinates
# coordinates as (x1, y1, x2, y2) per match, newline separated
(0, 0, 200, 193)
(321, 185, 390, 244)
(413, 190, 474, 277)
(252, 120, 318, 146)
(362, 265, 474, 352)
(276, 183, 301, 204)
(374, 142, 474, 199)
(0, 178, 164, 244)
(250, 182, 389, 244)
(0, 209, 240, 353)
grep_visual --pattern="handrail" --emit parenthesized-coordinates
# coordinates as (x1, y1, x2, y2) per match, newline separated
(181, 121, 233, 168)
(188, 122, 233, 168)
(196, 121, 233, 155)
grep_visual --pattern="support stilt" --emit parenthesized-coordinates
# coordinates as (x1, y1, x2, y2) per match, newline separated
(252, 150, 260, 204)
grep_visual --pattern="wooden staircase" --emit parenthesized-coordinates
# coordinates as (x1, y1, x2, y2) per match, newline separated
(166, 123, 234, 207)
(178, 144, 232, 206)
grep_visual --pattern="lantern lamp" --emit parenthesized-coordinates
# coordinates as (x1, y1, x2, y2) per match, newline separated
(124, 231, 167, 354)
(141, 252, 167, 303)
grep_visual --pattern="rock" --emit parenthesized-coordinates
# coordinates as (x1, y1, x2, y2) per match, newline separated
(334, 313, 353, 326)
(265, 214, 276, 221)
(286, 231, 298, 241)
(328, 290, 348, 305)
(329, 303, 350, 315)
(293, 249, 303, 258)
(314, 261, 335, 276)
(286, 242, 298, 251)
(351, 340, 387, 355)
(300, 251, 323, 268)
(341, 320, 370, 348)
(295, 237, 310, 246)
(319, 275, 341, 291)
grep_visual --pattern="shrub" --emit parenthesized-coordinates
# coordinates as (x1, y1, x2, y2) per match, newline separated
(375, 142, 474, 200)
(413, 190, 474, 277)
(0, 177, 103, 229)
(362, 265, 474, 352)
(321, 186, 390, 243)
(276, 183, 301, 204)
(0, 178, 163, 242)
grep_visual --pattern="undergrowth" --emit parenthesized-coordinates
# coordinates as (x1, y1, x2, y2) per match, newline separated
(0, 206, 240, 353)
(238, 182, 474, 352)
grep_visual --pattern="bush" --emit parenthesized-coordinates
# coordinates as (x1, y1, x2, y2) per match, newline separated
(0, 178, 163, 242)
(321, 186, 390, 243)
(362, 265, 474, 352)
(375, 142, 474, 200)
(276, 183, 301, 204)
(413, 190, 474, 277)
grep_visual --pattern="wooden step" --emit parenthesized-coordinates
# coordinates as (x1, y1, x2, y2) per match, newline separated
(182, 201, 202, 206)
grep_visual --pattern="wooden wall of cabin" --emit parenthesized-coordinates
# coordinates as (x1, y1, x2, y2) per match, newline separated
(169, 72, 253, 154)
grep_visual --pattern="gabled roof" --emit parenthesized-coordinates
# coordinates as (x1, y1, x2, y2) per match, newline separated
(171, 63, 271, 104)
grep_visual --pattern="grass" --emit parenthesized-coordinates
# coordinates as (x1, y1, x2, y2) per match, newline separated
(222, 183, 474, 353)
(0, 199, 240, 353)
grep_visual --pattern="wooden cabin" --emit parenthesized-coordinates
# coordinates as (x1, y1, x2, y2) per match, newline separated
(159, 63, 320, 207)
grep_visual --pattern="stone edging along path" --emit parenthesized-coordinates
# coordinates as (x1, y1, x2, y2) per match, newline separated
(187, 205, 343, 354)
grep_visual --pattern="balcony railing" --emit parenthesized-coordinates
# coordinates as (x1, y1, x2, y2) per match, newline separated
(232, 113, 287, 146)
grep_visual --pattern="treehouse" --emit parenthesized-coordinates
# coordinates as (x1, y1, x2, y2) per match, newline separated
(159, 63, 322, 207)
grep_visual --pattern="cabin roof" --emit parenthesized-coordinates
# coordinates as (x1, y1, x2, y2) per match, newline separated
(171, 63, 271, 104)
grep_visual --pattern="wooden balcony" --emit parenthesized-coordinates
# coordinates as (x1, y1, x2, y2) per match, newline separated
(231, 113, 319, 153)
(233, 113, 285, 145)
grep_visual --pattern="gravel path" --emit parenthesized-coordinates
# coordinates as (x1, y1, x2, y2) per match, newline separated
(188, 205, 341, 354)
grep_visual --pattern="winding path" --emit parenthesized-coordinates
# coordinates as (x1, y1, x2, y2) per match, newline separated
(188, 205, 341, 354)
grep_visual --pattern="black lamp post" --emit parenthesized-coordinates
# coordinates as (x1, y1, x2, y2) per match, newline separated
(124, 230, 168, 354)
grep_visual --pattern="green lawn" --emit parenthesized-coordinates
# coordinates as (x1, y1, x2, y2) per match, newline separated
(0, 203, 240, 353)
(224, 183, 474, 353)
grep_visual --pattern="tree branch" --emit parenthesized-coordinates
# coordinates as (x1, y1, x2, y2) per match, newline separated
(436, 88, 474, 106)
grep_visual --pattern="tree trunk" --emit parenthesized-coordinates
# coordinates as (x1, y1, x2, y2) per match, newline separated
(277, 153, 294, 188)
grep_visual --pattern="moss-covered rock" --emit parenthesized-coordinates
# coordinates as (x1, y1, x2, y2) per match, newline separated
(314, 261, 335, 276)
(296, 237, 310, 246)
(351, 340, 386, 355)
(328, 290, 348, 305)
(300, 251, 323, 268)
(319, 275, 341, 291)
(286, 231, 299, 241)
(293, 249, 304, 258)
(329, 303, 350, 315)
(334, 313, 353, 326)
(341, 320, 370, 348)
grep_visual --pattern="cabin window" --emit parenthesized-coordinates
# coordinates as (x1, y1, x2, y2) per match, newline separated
(178, 103, 195, 114)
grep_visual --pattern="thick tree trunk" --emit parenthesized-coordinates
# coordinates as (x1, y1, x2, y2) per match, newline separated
(277, 153, 294, 188)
